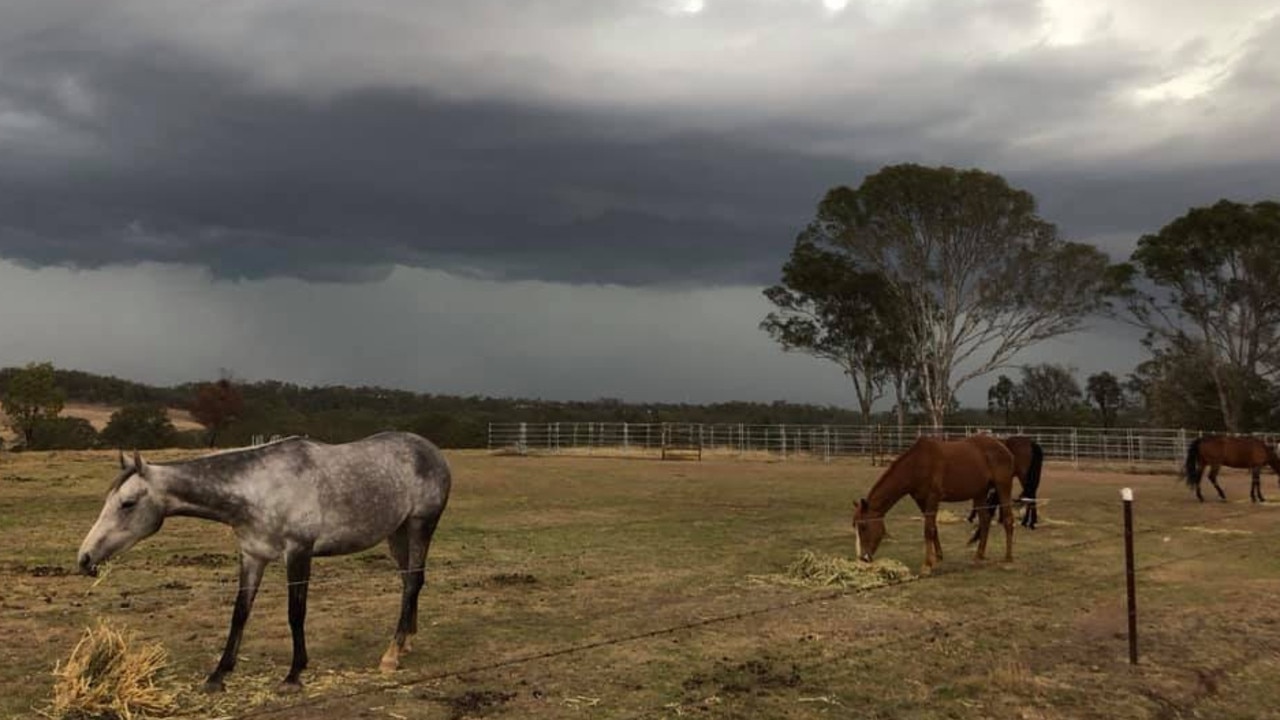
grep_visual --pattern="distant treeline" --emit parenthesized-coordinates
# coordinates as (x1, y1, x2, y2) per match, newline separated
(1, 364, 1166, 452)
(0, 366, 915, 449)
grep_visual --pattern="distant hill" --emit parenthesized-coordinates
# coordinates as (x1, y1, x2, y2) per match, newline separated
(1, 366, 918, 448)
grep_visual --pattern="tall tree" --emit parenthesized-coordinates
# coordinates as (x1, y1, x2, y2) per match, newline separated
(1085, 371, 1125, 428)
(2, 361, 65, 447)
(1011, 364, 1083, 425)
(102, 404, 179, 450)
(1108, 200, 1280, 431)
(762, 232, 912, 423)
(987, 375, 1015, 425)
(191, 378, 244, 447)
(809, 164, 1112, 427)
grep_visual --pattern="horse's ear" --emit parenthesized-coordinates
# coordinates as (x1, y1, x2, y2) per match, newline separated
(132, 449, 149, 478)
(859, 498, 869, 512)
(118, 449, 129, 471)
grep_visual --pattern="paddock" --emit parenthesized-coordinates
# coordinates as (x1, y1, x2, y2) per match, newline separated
(3, 450, 1279, 719)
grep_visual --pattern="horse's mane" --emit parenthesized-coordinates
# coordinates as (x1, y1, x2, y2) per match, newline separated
(868, 437, 927, 497)
(152, 436, 309, 474)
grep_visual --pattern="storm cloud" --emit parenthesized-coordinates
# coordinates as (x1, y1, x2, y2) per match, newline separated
(0, 0, 1275, 404)
(2, 0, 1278, 286)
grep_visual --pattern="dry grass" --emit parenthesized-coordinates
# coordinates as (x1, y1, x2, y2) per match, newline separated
(45, 622, 176, 720)
(751, 550, 915, 590)
(7, 451, 1280, 719)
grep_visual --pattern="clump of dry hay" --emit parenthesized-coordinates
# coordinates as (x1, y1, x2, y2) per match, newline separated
(927, 509, 964, 524)
(45, 622, 176, 720)
(751, 551, 914, 590)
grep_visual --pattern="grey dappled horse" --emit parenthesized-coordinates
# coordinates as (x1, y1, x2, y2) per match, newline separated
(76, 432, 451, 692)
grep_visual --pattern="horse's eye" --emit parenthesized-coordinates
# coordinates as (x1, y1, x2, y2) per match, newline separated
(120, 498, 138, 510)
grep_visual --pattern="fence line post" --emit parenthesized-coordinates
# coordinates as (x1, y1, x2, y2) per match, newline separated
(1122, 487, 1138, 665)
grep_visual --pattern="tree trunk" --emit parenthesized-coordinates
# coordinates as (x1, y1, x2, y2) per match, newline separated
(1208, 363, 1241, 433)
(893, 379, 907, 429)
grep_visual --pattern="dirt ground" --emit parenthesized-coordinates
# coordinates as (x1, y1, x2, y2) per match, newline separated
(3, 449, 1280, 719)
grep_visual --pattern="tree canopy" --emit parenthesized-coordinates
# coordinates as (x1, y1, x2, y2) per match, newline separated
(761, 232, 911, 423)
(191, 378, 245, 447)
(799, 164, 1112, 427)
(1085, 371, 1126, 428)
(102, 404, 179, 450)
(2, 362, 66, 448)
(1108, 199, 1280, 431)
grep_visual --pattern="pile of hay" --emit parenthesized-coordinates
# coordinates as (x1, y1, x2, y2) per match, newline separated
(916, 509, 963, 524)
(45, 622, 176, 720)
(751, 551, 914, 590)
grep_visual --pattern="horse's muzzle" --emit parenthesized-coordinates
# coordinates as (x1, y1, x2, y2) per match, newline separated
(859, 552, 872, 563)
(78, 553, 98, 577)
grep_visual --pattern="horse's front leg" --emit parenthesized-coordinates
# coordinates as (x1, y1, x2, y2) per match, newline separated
(999, 485, 1016, 563)
(919, 500, 941, 575)
(205, 554, 267, 692)
(280, 550, 313, 692)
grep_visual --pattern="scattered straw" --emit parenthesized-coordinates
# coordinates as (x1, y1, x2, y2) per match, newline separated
(911, 509, 963, 524)
(1181, 526, 1254, 536)
(86, 563, 114, 594)
(750, 551, 914, 590)
(45, 621, 176, 720)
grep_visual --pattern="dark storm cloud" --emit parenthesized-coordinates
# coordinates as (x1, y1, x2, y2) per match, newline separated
(0, 46, 867, 285)
(1, 1, 1278, 286)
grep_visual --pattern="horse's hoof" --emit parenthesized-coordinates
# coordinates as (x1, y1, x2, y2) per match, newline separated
(276, 680, 304, 694)
(379, 658, 399, 674)
(202, 679, 225, 694)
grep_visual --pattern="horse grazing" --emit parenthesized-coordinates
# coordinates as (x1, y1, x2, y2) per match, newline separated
(76, 432, 451, 692)
(966, 436, 1045, 540)
(1184, 435, 1280, 503)
(852, 435, 1016, 575)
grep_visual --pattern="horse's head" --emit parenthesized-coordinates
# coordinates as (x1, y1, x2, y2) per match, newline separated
(851, 498, 886, 562)
(77, 451, 166, 577)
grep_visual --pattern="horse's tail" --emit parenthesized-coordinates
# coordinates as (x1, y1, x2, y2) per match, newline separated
(1185, 437, 1202, 488)
(1019, 441, 1045, 529)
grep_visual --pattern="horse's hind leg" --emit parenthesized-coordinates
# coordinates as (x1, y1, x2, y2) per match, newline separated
(280, 550, 313, 691)
(380, 515, 441, 673)
(1251, 468, 1265, 502)
(971, 500, 992, 563)
(1208, 465, 1227, 501)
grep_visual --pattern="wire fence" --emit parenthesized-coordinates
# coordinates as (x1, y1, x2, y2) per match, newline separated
(227, 497, 1279, 719)
(488, 421, 1280, 471)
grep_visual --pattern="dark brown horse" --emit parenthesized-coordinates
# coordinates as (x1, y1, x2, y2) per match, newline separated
(1185, 435, 1280, 503)
(966, 436, 1045, 539)
(852, 435, 1016, 575)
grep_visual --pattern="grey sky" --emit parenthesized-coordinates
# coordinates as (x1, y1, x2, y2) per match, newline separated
(1, 0, 1276, 408)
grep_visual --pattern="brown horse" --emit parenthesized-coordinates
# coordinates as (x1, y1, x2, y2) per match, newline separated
(1185, 435, 1280, 503)
(966, 436, 1045, 539)
(852, 435, 1016, 575)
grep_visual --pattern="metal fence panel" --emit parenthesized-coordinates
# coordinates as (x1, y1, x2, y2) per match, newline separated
(486, 422, 1280, 470)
